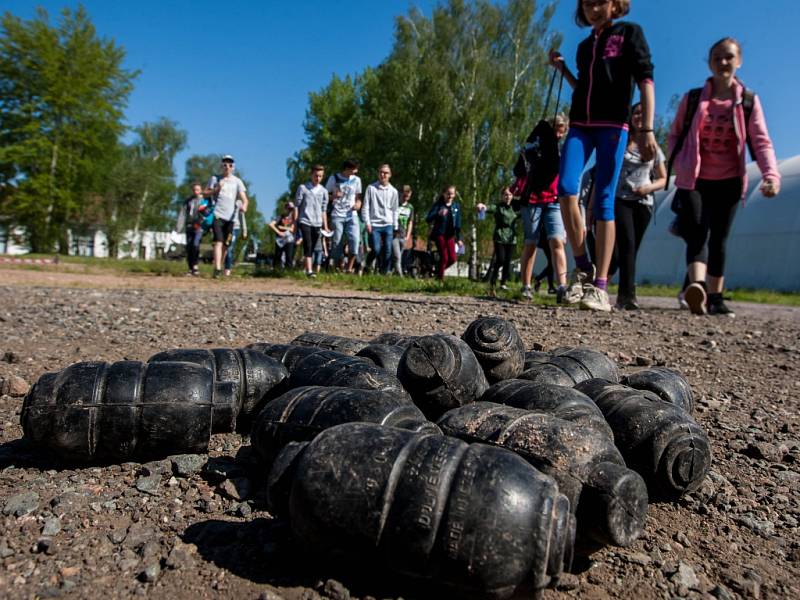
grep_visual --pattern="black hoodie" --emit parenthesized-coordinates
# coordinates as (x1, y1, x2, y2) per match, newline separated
(568, 21, 654, 128)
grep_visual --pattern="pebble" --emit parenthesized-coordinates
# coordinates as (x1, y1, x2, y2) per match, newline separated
(3, 491, 39, 517)
(171, 454, 206, 478)
(0, 374, 29, 397)
(138, 564, 161, 583)
(135, 475, 161, 496)
(257, 592, 286, 600)
(322, 579, 350, 600)
(42, 517, 62, 537)
(671, 561, 700, 591)
(219, 477, 251, 501)
(736, 514, 775, 537)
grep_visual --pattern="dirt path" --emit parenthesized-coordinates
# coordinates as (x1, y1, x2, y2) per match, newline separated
(0, 268, 798, 599)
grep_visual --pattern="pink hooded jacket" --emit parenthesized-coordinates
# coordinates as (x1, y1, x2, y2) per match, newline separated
(668, 78, 780, 196)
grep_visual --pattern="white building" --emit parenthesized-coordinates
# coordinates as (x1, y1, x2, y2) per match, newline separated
(637, 155, 800, 292)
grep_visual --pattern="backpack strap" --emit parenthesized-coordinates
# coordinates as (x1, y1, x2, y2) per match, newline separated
(741, 88, 756, 160)
(665, 87, 702, 191)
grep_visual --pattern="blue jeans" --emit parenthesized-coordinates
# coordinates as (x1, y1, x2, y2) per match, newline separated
(370, 225, 394, 273)
(521, 204, 566, 245)
(225, 228, 239, 270)
(332, 214, 360, 262)
(558, 126, 628, 222)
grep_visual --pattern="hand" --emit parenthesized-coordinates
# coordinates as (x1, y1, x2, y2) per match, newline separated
(366, 224, 373, 234)
(761, 178, 780, 198)
(633, 186, 649, 198)
(476, 203, 486, 212)
(457, 240, 464, 248)
(548, 50, 565, 71)
(638, 131, 658, 162)
(277, 230, 286, 237)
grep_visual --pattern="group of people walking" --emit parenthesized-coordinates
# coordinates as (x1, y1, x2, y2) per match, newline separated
(182, 0, 782, 319)
(478, 0, 780, 315)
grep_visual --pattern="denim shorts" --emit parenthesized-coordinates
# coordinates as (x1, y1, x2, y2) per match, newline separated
(521, 203, 566, 244)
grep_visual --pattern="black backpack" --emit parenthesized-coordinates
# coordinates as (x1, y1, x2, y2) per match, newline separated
(666, 86, 756, 191)
(513, 70, 564, 200)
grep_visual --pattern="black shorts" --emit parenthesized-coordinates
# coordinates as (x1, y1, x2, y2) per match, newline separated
(300, 223, 320, 258)
(212, 219, 235, 245)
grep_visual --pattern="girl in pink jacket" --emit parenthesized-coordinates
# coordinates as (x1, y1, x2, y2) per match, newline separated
(669, 37, 781, 318)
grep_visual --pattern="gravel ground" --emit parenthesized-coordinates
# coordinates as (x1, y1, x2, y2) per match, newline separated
(0, 269, 799, 600)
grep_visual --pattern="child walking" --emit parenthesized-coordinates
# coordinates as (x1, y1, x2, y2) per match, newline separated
(426, 185, 463, 281)
(549, 0, 657, 311)
(294, 164, 330, 278)
(476, 187, 521, 294)
(668, 38, 780, 317)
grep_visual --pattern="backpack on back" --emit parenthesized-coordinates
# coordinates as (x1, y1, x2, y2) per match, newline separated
(512, 70, 564, 201)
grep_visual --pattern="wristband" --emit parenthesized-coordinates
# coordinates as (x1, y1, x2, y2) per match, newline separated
(638, 128, 654, 133)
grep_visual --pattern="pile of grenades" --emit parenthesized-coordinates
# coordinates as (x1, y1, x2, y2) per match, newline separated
(20, 316, 710, 599)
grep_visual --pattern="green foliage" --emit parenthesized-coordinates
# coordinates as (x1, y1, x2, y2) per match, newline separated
(0, 6, 137, 252)
(286, 0, 562, 270)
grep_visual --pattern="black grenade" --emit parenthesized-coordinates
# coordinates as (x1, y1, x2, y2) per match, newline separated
(576, 379, 712, 499)
(267, 422, 575, 598)
(524, 350, 552, 372)
(355, 344, 406, 376)
(462, 317, 526, 383)
(551, 347, 620, 382)
(481, 379, 614, 440)
(251, 386, 438, 468)
(369, 333, 419, 347)
(291, 332, 369, 356)
(148, 348, 288, 431)
(397, 334, 489, 420)
(437, 402, 648, 549)
(288, 350, 409, 398)
(21, 361, 221, 462)
(622, 367, 694, 414)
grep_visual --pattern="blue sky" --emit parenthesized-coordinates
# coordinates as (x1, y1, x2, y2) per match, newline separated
(4, 0, 798, 218)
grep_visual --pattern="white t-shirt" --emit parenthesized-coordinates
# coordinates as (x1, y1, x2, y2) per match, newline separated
(208, 175, 246, 221)
(325, 173, 362, 220)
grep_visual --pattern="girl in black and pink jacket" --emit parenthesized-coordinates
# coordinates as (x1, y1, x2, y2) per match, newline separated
(549, 0, 656, 312)
(669, 38, 781, 318)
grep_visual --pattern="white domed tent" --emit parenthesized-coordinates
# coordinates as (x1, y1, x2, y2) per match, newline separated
(636, 155, 800, 292)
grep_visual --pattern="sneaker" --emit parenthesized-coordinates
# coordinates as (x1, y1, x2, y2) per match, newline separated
(500, 283, 509, 291)
(579, 284, 612, 312)
(556, 285, 569, 304)
(677, 291, 689, 310)
(563, 265, 595, 305)
(224, 269, 231, 277)
(708, 294, 736, 318)
(213, 269, 222, 279)
(615, 297, 641, 311)
(521, 286, 533, 299)
(547, 286, 558, 295)
(684, 283, 707, 315)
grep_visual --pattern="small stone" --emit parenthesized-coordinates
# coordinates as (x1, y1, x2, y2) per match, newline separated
(165, 542, 195, 570)
(736, 514, 775, 537)
(322, 579, 350, 600)
(0, 374, 29, 397)
(0, 537, 13, 558)
(3, 491, 39, 517)
(635, 355, 652, 367)
(171, 454, 206, 478)
(257, 592, 286, 600)
(625, 552, 652, 566)
(42, 517, 62, 537)
(236, 502, 253, 518)
(555, 573, 580, 590)
(671, 562, 700, 591)
(2, 350, 20, 363)
(674, 532, 691, 547)
(135, 475, 161, 496)
(32, 538, 54, 554)
(140, 460, 172, 476)
(219, 477, 252, 501)
(138, 563, 161, 583)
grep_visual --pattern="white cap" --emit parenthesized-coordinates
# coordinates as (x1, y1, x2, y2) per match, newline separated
(221, 154, 235, 163)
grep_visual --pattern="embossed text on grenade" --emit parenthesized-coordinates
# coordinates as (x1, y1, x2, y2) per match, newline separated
(267, 422, 575, 598)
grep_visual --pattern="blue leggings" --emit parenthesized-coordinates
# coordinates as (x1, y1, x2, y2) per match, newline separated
(558, 126, 628, 222)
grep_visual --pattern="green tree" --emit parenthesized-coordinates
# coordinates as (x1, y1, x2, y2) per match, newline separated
(287, 0, 559, 274)
(0, 6, 137, 252)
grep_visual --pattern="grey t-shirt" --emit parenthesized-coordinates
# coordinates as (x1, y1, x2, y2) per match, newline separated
(295, 183, 329, 227)
(616, 146, 665, 206)
(325, 173, 362, 220)
(208, 175, 247, 220)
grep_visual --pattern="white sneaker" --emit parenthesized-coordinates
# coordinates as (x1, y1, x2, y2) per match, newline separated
(677, 291, 689, 310)
(563, 266, 594, 305)
(521, 286, 533, 299)
(579, 284, 612, 312)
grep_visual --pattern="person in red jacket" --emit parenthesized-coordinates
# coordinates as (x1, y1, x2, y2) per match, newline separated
(669, 37, 781, 318)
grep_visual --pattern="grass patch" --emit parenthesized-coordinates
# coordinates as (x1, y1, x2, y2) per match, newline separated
(4, 254, 800, 306)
